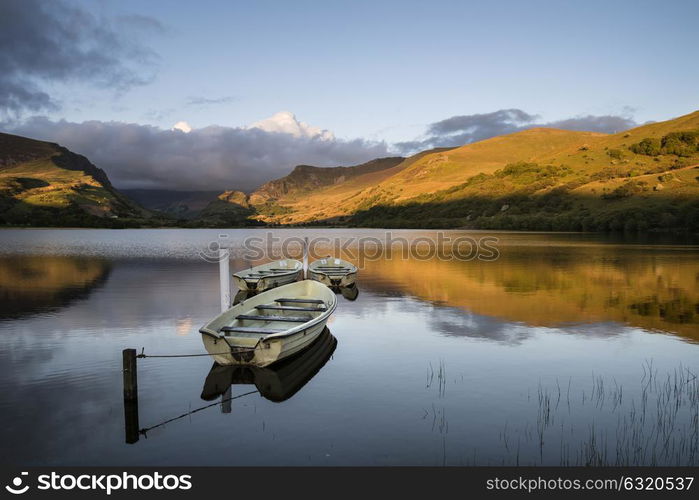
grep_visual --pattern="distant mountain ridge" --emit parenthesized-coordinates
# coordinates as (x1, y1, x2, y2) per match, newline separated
(121, 189, 220, 219)
(249, 156, 405, 204)
(2, 109, 699, 231)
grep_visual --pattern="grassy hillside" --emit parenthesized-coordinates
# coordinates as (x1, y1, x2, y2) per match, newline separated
(247, 110, 699, 232)
(0, 132, 149, 227)
(249, 156, 405, 205)
(249, 149, 453, 223)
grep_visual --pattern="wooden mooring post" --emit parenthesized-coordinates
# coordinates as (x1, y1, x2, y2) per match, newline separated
(122, 348, 139, 444)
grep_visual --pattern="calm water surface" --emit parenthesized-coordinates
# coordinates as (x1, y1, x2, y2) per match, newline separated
(0, 229, 698, 465)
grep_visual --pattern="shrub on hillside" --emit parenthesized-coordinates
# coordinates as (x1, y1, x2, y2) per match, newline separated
(607, 149, 624, 160)
(629, 130, 699, 157)
(601, 180, 649, 200)
(630, 138, 661, 156)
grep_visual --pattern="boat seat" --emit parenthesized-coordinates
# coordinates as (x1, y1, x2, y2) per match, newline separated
(275, 298, 324, 304)
(236, 314, 310, 322)
(270, 268, 298, 271)
(220, 326, 284, 334)
(256, 305, 326, 312)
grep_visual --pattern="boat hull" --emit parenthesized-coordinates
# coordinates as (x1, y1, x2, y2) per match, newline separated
(233, 269, 301, 292)
(201, 318, 329, 367)
(309, 270, 356, 287)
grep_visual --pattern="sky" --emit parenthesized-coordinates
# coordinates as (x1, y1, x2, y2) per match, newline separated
(1, 0, 698, 190)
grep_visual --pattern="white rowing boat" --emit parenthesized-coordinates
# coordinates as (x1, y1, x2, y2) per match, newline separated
(308, 257, 357, 287)
(200, 280, 337, 367)
(232, 259, 302, 291)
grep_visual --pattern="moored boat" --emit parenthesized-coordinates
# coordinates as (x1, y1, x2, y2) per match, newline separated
(308, 257, 357, 287)
(232, 259, 302, 292)
(199, 280, 336, 367)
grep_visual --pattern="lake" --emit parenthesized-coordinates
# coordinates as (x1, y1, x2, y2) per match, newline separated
(0, 228, 698, 466)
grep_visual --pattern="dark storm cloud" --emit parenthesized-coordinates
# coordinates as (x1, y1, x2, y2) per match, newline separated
(545, 115, 637, 133)
(3, 117, 391, 191)
(395, 109, 638, 153)
(0, 0, 159, 116)
(429, 109, 538, 137)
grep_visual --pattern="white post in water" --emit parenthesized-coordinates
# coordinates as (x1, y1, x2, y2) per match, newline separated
(303, 236, 309, 279)
(219, 246, 230, 312)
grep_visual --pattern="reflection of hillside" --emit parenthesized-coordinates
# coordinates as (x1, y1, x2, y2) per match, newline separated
(359, 246, 699, 341)
(0, 256, 111, 319)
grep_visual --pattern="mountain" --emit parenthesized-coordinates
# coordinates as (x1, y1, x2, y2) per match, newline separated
(241, 110, 699, 231)
(3, 110, 698, 231)
(0, 132, 148, 226)
(121, 189, 220, 219)
(196, 190, 262, 227)
(249, 156, 405, 204)
(247, 152, 448, 222)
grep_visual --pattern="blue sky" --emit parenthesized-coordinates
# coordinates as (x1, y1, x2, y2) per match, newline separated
(62, 0, 698, 142)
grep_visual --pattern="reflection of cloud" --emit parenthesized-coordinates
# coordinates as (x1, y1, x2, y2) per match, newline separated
(428, 306, 528, 345)
(175, 317, 193, 335)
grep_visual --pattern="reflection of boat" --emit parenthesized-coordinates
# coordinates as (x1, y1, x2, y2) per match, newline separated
(201, 328, 337, 402)
(200, 280, 337, 367)
(309, 258, 357, 287)
(232, 259, 302, 292)
(337, 283, 359, 301)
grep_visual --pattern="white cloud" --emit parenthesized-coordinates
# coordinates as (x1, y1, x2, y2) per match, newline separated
(248, 111, 335, 141)
(172, 120, 192, 133)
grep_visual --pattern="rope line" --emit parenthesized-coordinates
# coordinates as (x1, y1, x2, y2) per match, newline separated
(136, 346, 238, 359)
(140, 389, 259, 436)
(137, 352, 230, 358)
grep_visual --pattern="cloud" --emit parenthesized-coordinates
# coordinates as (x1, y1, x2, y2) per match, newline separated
(3, 114, 390, 192)
(248, 111, 335, 141)
(0, 0, 160, 117)
(186, 95, 237, 106)
(395, 109, 638, 153)
(172, 121, 192, 133)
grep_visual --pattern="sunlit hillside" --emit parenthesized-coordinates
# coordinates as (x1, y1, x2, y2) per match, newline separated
(239, 110, 699, 231)
(0, 132, 148, 226)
